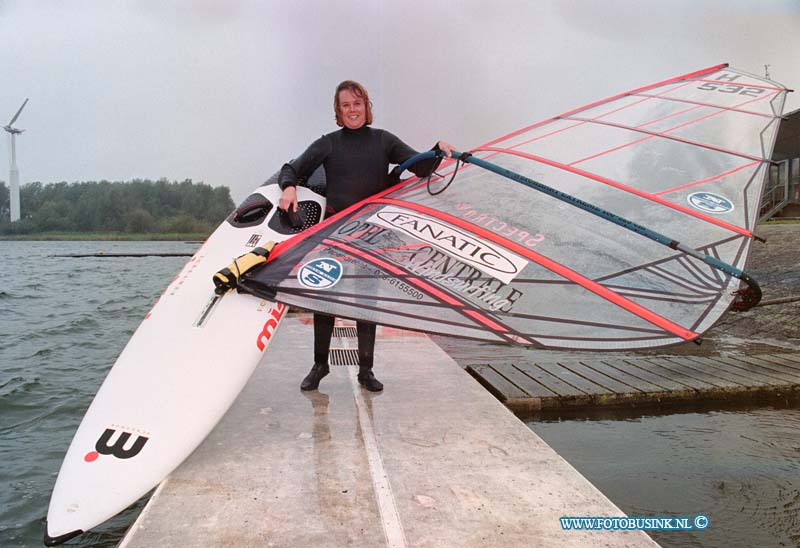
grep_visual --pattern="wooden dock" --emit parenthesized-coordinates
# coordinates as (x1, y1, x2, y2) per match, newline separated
(467, 353, 800, 414)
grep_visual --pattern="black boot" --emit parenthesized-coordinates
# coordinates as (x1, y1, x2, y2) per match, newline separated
(357, 367, 383, 392)
(300, 363, 329, 391)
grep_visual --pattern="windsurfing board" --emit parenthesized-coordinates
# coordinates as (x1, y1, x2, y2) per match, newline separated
(44, 182, 325, 546)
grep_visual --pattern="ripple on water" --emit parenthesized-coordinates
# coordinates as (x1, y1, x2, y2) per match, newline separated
(0, 376, 86, 435)
(0, 375, 41, 393)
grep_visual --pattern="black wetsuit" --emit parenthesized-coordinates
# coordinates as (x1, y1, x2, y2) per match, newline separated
(279, 125, 441, 370)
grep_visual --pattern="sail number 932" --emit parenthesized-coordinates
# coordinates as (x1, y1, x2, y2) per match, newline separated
(697, 82, 765, 97)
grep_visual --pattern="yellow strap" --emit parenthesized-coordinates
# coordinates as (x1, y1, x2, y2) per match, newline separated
(213, 242, 275, 294)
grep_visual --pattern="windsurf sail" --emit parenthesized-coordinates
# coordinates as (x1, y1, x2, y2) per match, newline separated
(237, 64, 789, 350)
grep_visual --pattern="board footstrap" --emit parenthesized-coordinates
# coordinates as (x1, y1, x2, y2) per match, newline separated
(213, 242, 275, 294)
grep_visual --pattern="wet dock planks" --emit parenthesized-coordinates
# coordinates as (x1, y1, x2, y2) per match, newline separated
(467, 353, 800, 413)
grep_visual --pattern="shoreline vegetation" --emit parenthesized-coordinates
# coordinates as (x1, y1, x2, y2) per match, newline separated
(1, 217, 796, 242)
(0, 232, 210, 241)
(0, 179, 234, 239)
(761, 217, 800, 224)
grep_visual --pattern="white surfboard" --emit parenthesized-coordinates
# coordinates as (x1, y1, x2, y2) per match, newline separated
(45, 182, 325, 545)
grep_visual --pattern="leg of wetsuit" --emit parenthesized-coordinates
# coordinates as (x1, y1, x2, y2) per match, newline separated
(356, 321, 376, 368)
(313, 313, 335, 365)
(300, 313, 335, 391)
(356, 321, 382, 391)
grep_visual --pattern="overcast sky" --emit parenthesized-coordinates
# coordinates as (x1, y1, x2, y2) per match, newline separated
(2, 0, 799, 202)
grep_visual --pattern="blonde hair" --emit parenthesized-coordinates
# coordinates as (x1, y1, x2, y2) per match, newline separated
(334, 80, 373, 127)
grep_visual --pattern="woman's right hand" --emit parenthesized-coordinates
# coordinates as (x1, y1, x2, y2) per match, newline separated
(279, 186, 298, 212)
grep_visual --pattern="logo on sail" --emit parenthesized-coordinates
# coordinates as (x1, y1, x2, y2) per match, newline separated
(687, 192, 735, 214)
(369, 207, 528, 284)
(298, 258, 343, 290)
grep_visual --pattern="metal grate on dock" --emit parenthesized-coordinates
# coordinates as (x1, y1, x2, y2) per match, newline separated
(467, 353, 800, 413)
(329, 321, 359, 366)
(329, 348, 359, 366)
(333, 326, 357, 338)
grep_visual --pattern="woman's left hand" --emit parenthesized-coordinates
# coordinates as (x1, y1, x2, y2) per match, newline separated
(437, 140, 456, 158)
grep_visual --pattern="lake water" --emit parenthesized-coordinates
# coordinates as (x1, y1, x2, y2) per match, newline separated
(529, 404, 800, 548)
(1, 240, 798, 547)
(0, 241, 192, 548)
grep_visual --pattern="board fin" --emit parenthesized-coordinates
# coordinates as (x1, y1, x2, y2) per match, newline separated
(43, 522, 83, 546)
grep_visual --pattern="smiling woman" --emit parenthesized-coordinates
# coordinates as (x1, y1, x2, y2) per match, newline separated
(334, 80, 372, 129)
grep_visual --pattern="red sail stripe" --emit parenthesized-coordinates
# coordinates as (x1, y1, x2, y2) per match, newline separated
(655, 161, 761, 196)
(463, 309, 510, 332)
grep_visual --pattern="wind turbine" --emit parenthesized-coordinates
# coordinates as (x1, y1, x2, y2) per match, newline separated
(4, 98, 29, 223)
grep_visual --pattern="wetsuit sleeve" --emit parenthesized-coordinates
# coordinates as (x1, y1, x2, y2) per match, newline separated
(382, 131, 442, 178)
(278, 135, 332, 190)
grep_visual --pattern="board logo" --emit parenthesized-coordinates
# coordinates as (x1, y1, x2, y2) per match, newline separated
(687, 192, 735, 214)
(84, 428, 149, 462)
(369, 206, 528, 284)
(246, 234, 262, 247)
(297, 258, 343, 290)
(256, 302, 287, 351)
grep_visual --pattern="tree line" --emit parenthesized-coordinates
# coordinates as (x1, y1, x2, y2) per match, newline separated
(0, 179, 235, 235)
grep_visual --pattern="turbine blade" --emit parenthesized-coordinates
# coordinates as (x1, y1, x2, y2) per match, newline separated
(7, 98, 29, 126)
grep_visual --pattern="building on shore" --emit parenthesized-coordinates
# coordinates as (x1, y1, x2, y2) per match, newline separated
(764, 107, 800, 219)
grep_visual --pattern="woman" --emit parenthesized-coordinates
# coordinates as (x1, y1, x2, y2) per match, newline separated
(278, 79, 454, 392)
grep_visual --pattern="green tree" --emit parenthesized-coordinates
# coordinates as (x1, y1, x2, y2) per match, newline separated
(0, 181, 9, 221)
(0, 178, 234, 236)
(126, 208, 156, 233)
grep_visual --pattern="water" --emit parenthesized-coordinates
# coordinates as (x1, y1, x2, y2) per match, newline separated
(2, 240, 800, 547)
(0, 241, 193, 548)
(529, 405, 800, 548)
